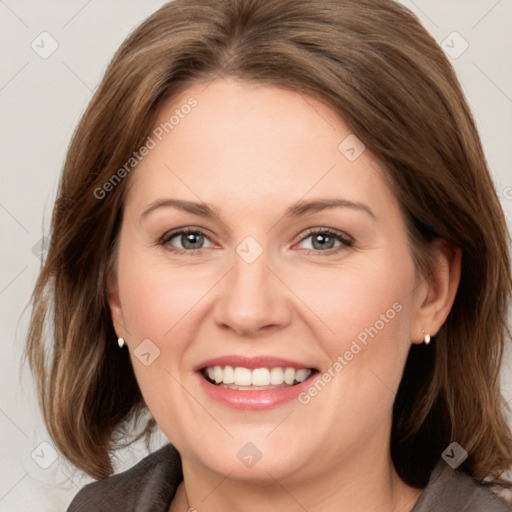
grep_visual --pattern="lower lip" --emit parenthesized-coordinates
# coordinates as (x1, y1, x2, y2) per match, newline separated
(197, 372, 316, 410)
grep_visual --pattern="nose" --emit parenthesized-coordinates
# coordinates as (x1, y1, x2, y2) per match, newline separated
(212, 244, 292, 337)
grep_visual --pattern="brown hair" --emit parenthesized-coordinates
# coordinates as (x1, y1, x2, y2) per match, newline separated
(25, 0, 512, 487)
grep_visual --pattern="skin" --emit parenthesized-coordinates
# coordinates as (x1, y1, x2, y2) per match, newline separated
(108, 78, 461, 512)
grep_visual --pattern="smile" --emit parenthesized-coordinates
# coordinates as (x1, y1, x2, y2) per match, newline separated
(203, 365, 312, 389)
(196, 356, 319, 409)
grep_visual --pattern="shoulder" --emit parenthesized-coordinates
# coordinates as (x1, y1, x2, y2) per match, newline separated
(412, 461, 511, 511)
(66, 444, 182, 512)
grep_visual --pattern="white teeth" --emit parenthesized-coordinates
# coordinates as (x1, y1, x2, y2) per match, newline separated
(284, 367, 295, 385)
(234, 367, 252, 386)
(295, 368, 310, 383)
(223, 365, 234, 384)
(270, 367, 285, 385)
(204, 365, 312, 387)
(214, 366, 223, 383)
(251, 368, 270, 386)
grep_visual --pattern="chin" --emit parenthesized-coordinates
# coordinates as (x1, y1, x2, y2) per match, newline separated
(180, 432, 315, 482)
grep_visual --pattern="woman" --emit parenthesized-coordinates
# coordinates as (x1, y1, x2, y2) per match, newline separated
(26, 0, 512, 510)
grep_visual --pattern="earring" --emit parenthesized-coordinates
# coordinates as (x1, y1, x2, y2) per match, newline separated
(118, 337, 125, 348)
(422, 330, 431, 345)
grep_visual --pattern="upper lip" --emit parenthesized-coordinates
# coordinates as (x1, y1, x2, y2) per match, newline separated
(194, 356, 316, 372)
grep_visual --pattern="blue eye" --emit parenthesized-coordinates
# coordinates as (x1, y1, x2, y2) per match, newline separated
(160, 228, 212, 253)
(296, 228, 354, 254)
(159, 227, 353, 255)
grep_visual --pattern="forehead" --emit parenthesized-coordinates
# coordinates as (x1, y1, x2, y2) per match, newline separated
(125, 78, 396, 219)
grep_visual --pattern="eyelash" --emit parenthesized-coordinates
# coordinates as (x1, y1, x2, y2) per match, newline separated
(158, 227, 354, 256)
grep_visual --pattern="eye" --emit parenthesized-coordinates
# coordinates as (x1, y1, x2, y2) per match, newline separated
(295, 228, 354, 254)
(159, 226, 354, 256)
(159, 228, 214, 253)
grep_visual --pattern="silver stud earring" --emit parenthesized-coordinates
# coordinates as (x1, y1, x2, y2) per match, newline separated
(422, 330, 431, 345)
(118, 337, 125, 348)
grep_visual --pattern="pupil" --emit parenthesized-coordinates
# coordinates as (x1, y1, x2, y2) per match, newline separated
(313, 234, 334, 250)
(183, 233, 202, 249)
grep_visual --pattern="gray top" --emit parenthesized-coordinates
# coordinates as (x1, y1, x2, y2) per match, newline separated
(67, 444, 510, 511)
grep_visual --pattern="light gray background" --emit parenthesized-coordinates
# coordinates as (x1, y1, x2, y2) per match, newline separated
(1, 1, 511, 510)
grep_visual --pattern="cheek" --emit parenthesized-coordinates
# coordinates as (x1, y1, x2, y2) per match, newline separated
(116, 259, 204, 440)
(290, 254, 416, 348)
(115, 247, 225, 430)
(289, 251, 417, 410)
(118, 251, 216, 341)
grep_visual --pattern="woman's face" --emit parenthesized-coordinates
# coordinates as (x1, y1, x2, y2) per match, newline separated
(109, 78, 430, 483)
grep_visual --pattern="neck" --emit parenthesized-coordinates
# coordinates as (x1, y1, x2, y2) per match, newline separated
(170, 429, 423, 512)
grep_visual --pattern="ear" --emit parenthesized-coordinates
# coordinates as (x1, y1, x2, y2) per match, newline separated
(107, 270, 127, 339)
(410, 239, 461, 344)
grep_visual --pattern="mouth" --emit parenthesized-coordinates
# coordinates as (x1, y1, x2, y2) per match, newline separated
(195, 357, 320, 409)
(201, 365, 318, 390)
(195, 356, 320, 409)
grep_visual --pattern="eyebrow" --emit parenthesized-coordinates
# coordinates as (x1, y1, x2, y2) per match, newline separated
(140, 197, 376, 221)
